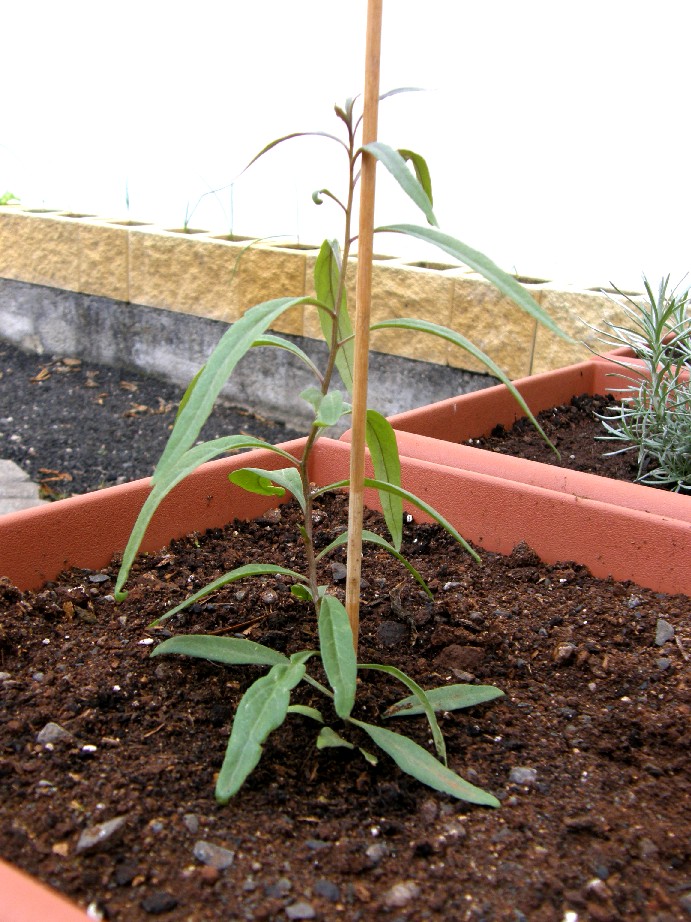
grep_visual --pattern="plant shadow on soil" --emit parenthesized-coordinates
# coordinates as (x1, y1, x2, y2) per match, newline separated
(1, 486, 689, 922)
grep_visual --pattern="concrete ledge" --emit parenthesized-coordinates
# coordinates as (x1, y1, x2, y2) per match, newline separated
(0, 205, 636, 381)
(0, 278, 494, 428)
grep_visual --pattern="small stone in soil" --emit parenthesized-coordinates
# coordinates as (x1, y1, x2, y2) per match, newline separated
(36, 721, 73, 745)
(285, 901, 316, 920)
(265, 877, 292, 898)
(76, 815, 127, 853)
(655, 618, 675, 645)
(313, 879, 340, 902)
(192, 839, 235, 869)
(140, 891, 178, 914)
(383, 880, 421, 909)
(509, 766, 538, 786)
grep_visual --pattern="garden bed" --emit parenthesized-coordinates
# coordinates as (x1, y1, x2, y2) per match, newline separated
(1, 493, 689, 921)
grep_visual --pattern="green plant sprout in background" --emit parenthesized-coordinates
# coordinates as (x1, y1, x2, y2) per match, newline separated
(595, 276, 691, 492)
(0, 191, 19, 205)
(113, 91, 568, 808)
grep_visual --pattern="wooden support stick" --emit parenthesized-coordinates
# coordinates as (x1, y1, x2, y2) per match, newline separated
(345, 0, 383, 649)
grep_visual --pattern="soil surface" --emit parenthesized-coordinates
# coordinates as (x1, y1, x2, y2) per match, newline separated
(464, 393, 644, 485)
(0, 341, 302, 499)
(1, 492, 690, 921)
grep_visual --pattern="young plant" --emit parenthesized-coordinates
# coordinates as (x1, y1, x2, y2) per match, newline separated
(595, 275, 691, 491)
(114, 91, 567, 807)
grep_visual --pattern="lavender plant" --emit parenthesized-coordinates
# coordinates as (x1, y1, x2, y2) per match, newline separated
(596, 276, 691, 491)
(113, 92, 567, 806)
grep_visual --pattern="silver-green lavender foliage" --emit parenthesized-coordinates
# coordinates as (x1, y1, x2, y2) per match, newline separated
(596, 276, 691, 491)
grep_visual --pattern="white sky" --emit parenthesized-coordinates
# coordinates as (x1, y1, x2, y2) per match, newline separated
(2, 1, 689, 290)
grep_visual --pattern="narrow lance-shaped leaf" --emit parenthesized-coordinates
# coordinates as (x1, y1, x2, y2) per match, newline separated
(365, 410, 403, 551)
(114, 436, 299, 600)
(349, 717, 500, 807)
(362, 142, 437, 227)
(252, 334, 323, 383)
(216, 661, 306, 804)
(385, 684, 505, 718)
(375, 224, 571, 341)
(318, 595, 357, 719)
(359, 663, 446, 764)
(151, 634, 290, 668)
(148, 563, 308, 627)
(314, 240, 355, 394)
(155, 297, 314, 477)
(370, 318, 558, 455)
(316, 529, 433, 600)
(313, 478, 481, 563)
(228, 467, 306, 512)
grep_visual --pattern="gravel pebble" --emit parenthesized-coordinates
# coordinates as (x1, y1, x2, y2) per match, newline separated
(655, 618, 675, 645)
(285, 901, 316, 920)
(36, 721, 73, 745)
(140, 891, 178, 914)
(76, 816, 128, 853)
(383, 880, 421, 909)
(192, 840, 235, 870)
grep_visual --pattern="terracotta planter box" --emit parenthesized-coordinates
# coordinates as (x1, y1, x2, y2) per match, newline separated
(1, 434, 689, 917)
(344, 358, 691, 597)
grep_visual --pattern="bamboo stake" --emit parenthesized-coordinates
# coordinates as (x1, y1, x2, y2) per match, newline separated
(345, 0, 383, 649)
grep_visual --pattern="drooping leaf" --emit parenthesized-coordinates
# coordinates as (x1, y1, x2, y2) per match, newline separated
(349, 718, 499, 807)
(252, 334, 323, 383)
(316, 529, 432, 599)
(318, 595, 357, 720)
(216, 661, 306, 803)
(151, 634, 289, 667)
(313, 240, 355, 393)
(366, 410, 403, 550)
(114, 436, 300, 600)
(312, 477, 480, 562)
(362, 142, 437, 226)
(148, 563, 307, 626)
(242, 131, 348, 174)
(375, 224, 571, 341)
(359, 663, 446, 763)
(155, 297, 313, 478)
(370, 317, 558, 455)
(384, 684, 505, 718)
(228, 466, 306, 512)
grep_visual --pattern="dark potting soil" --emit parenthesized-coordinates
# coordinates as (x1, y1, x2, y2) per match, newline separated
(1, 492, 690, 921)
(0, 341, 303, 499)
(463, 393, 647, 486)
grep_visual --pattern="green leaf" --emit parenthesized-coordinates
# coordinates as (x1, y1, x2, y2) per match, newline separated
(318, 595, 357, 720)
(252, 334, 323, 383)
(216, 661, 307, 803)
(114, 436, 299, 600)
(287, 704, 324, 723)
(290, 584, 314, 602)
(316, 529, 433, 600)
(301, 387, 351, 428)
(311, 476, 480, 563)
(363, 143, 437, 227)
(228, 467, 306, 512)
(397, 149, 433, 207)
(148, 563, 307, 626)
(175, 365, 205, 421)
(366, 410, 403, 551)
(314, 240, 355, 393)
(349, 718, 499, 807)
(317, 726, 355, 750)
(384, 684, 505, 718)
(151, 634, 289, 667)
(370, 318, 558, 455)
(359, 663, 446, 764)
(375, 224, 571, 341)
(154, 297, 312, 478)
